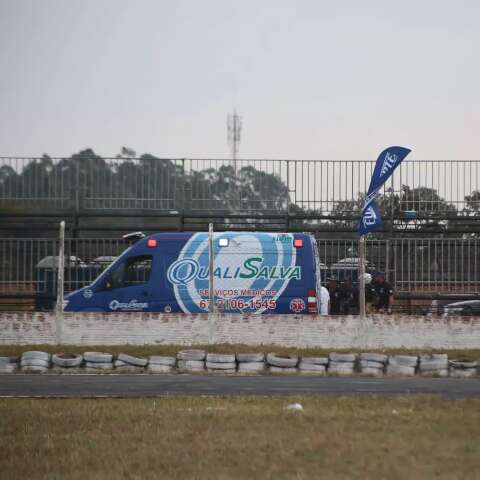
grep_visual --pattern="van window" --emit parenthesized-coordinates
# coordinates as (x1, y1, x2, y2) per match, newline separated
(99, 255, 153, 290)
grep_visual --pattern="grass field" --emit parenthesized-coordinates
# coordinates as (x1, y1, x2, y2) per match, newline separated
(1, 344, 480, 362)
(1, 396, 480, 479)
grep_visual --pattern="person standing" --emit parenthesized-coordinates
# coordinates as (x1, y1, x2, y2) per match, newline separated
(371, 272, 394, 313)
(327, 277, 342, 314)
(319, 284, 330, 315)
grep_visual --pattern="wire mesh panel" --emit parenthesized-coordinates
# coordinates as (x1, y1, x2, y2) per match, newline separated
(1, 237, 479, 309)
(80, 158, 184, 211)
(1, 157, 480, 215)
(0, 157, 73, 210)
(391, 238, 480, 293)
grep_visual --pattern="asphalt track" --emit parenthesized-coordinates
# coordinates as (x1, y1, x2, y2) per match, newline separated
(1, 374, 480, 398)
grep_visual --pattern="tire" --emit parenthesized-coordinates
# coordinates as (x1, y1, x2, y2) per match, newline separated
(207, 369, 236, 374)
(149, 356, 176, 367)
(450, 368, 477, 378)
(360, 353, 388, 364)
(236, 353, 265, 363)
(300, 357, 328, 366)
(85, 362, 113, 370)
(117, 353, 148, 367)
(386, 364, 415, 376)
(22, 351, 50, 362)
(298, 362, 326, 374)
(449, 360, 478, 369)
(238, 362, 265, 372)
(21, 365, 48, 373)
(328, 362, 355, 375)
(84, 352, 113, 363)
(205, 361, 237, 370)
(177, 350, 206, 361)
(0, 357, 14, 365)
(266, 353, 298, 368)
(329, 353, 356, 363)
(419, 369, 448, 377)
(360, 360, 385, 369)
(177, 360, 204, 371)
(20, 359, 50, 368)
(114, 360, 128, 367)
(148, 364, 173, 373)
(269, 366, 297, 373)
(419, 360, 448, 372)
(52, 354, 83, 368)
(0, 364, 16, 373)
(115, 365, 144, 373)
(361, 367, 383, 376)
(388, 355, 418, 368)
(206, 353, 236, 363)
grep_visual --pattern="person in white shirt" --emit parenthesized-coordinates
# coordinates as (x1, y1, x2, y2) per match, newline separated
(319, 285, 330, 315)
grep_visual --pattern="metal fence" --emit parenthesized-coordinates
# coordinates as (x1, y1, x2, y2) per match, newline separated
(1, 238, 479, 307)
(1, 157, 479, 215)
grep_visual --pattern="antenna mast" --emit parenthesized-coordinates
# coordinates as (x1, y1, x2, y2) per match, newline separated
(227, 109, 242, 173)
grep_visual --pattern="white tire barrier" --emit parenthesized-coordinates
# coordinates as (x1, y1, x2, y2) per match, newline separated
(84, 352, 113, 363)
(85, 362, 114, 370)
(177, 360, 205, 371)
(360, 353, 388, 364)
(206, 353, 236, 363)
(148, 364, 173, 373)
(360, 360, 385, 370)
(117, 353, 148, 367)
(386, 364, 415, 376)
(361, 367, 384, 376)
(149, 356, 176, 367)
(205, 361, 237, 370)
(450, 368, 477, 378)
(419, 354, 448, 373)
(238, 362, 265, 373)
(329, 353, 356, 363)
(266, 353, 298, 368)
(420, 369, 448, 377)
(21, 365, 49, 373)
(328, 362, 355, 375)
(177, 350, 206, 361)
(298, 362, 326, 374)
(300, 357, 329, 365)
(0, 357, 17, 373)
(22, 351, 50, 362)
(52, 354, 83, 368)
(236, 353, 265, 363)
(21, 358, 50, 368)
(269, 366, 297, 373)
(388, 355, 418, 368)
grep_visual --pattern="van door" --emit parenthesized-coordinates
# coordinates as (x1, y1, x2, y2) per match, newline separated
(92, 254, 154, 312)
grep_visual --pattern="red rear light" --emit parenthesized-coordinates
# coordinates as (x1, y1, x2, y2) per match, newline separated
(294, 238, 303, 248)
(307, 288, 316, 297)
(147, 239, 157, 248)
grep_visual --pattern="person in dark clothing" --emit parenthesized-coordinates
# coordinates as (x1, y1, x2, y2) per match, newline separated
(327, 277, 343, 314)
(341, 277, 358, 314)
(371, 272, 394, 313)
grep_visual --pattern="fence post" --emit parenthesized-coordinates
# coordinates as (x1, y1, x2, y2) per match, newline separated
(55, 221, 65, 344)
(358, 236, 366, 318)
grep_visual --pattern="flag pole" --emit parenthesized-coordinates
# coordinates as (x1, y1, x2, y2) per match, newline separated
(358, 235, 366, 318)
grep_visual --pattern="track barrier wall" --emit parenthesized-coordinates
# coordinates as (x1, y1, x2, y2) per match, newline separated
(1, 312, 479, 349)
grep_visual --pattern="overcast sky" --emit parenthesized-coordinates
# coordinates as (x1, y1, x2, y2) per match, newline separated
(0, 0, 479, 160)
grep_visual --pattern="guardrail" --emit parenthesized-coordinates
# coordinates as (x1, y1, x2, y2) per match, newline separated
(1, 238, 478, 310)
(1, 156, 479, 215)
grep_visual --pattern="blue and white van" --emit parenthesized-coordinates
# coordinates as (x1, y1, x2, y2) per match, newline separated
(64, 232, 323, 314)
